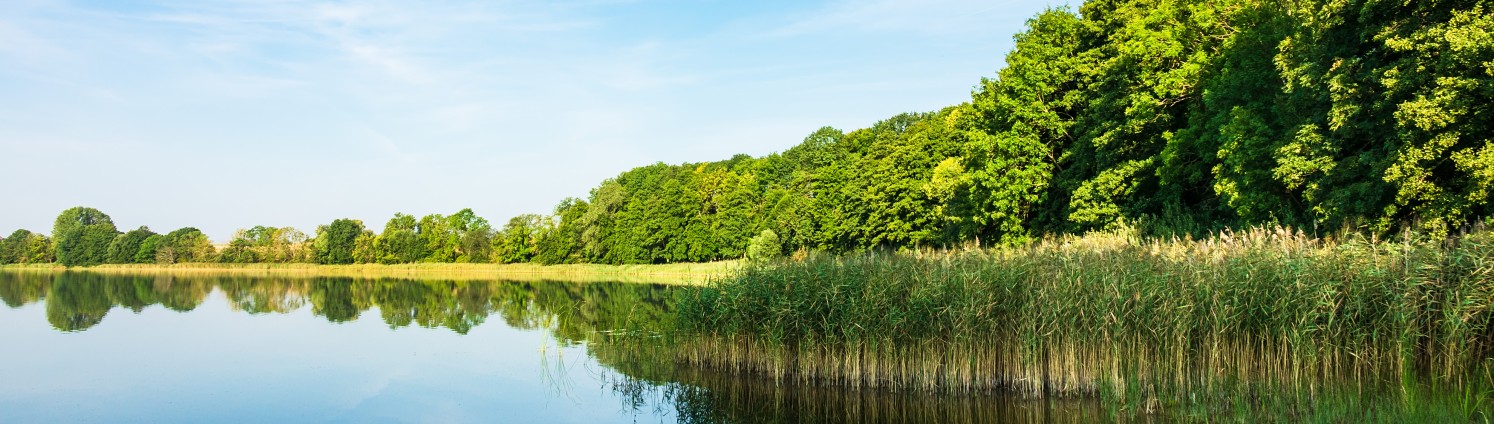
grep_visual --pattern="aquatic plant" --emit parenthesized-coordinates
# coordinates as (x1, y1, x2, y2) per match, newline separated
(669, 226, 1494, 409)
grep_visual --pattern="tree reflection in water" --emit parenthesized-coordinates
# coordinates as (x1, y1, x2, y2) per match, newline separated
(0, 271, 672, 341)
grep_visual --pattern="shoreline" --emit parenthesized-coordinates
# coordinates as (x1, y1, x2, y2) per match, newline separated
(0, 261, 739, 285)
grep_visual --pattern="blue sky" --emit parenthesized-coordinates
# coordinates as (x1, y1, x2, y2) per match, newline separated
(0, 0, 1076, 241)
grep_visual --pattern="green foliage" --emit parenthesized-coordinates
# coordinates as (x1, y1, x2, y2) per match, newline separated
(744, 229, 782, 262)
(352, 230, 378, 264)
(532, 198, 588, 265)
(52, 207, 119, 267)
(1271, 0, 1494, 235)
(135, 235, 162, 264)
(222, 226, 310, 263)
(106, 227, 156, 264)
(313, 219, 365, 265)
(957, 8, 1087, 243)
(447, 208, 493, 263)
(417, 213, 457, 262)
(156, 227, 215, 264)
(0, 229, 53, 264)
(493, 214, 543, 264)
(375, 213, 424, 264)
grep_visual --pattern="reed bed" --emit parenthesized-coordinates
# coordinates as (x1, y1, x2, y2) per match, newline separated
(668, 227, 1494, 402)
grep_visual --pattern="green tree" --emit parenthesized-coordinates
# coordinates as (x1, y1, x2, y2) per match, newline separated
(218, 230, 260, 264)
(533, 198, 588, 265)
(417, 213, 457, 262)
(447, 209, 493, 263)
(578, 180, 626, 263)
(106, 226, 156, 264)
(135, 235, 162, 264)
(958, 7, 1089, 242)
(0, 230, 21, 264)
(52, 207, 119, 267)
(313, 219, 365, 265)
(1, 229, 54, 264)
(375, 213, 424, 264)
(1272, 0, 1494, 235)
(493, 214, 543, 264)
(352, 230, 378, 264)
(157, 227, 214, 264)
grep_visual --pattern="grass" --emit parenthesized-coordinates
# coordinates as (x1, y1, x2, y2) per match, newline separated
(0, 261, 739, 285)
(662, 226, 1494, 416)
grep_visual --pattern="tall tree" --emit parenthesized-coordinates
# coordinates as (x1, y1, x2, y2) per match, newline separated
(376, 213, 424, 264)
(52, 207, 119, 267)
(314, 219, 365, 265)
(447, 209, 493, 263)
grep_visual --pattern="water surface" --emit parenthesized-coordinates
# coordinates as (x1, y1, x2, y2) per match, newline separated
(0, 271, 1105, 423)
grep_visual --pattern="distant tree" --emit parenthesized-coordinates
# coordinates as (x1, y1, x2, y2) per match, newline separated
(578, 180, 625, 263)
(217, 231, 260, 264)
(314, 219, 365, 265)
(533, 198, 588, 265)
(0, 231, 18, 264)
(352, 230, 378, 264)
(418, 213, 457, 262)
(1, 229, 55, 264)
(135, 235, 162, 264)
(493, 215, 543, 264)
(106, 226, 156, 264)
(448, 209, 493, 263)
(53, 207, 119, 267)
(375, 213, 424, 264)
(221, 225, 311, 263)
(157, 227, 214, 264)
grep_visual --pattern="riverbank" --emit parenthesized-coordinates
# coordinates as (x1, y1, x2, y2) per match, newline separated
(0, 261, 739, 285)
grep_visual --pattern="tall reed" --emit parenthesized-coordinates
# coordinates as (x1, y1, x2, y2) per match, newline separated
(667, 226, 1494, 402)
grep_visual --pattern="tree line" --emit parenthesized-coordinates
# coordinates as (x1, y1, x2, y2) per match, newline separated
(2, 0, 1490, 267)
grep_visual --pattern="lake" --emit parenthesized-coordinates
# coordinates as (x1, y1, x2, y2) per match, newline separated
(0, 271, 1109, 423)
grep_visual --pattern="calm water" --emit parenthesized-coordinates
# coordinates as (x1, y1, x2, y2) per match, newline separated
(0, 271, 1108, 423)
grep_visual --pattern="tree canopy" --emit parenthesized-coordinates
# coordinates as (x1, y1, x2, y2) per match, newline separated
(53, 207, 119, 267)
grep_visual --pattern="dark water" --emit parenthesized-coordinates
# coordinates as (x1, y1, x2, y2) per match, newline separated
(0, 271, 1112, 423)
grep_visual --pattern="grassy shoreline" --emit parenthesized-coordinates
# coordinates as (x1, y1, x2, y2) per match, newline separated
(0, 261, 739, 285)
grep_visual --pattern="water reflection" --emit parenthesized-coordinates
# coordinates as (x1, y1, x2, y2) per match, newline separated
(4, 270, 1143, 423)
(602, 369, 1126, 424)
(13, 271, 1433, 423)
(0, 271, 671, 341)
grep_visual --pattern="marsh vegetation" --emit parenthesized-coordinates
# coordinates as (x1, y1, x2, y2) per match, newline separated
(646, 227, 1494, 420)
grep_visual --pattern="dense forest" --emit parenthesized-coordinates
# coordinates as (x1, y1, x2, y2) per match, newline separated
(2, 0, 1491, 266)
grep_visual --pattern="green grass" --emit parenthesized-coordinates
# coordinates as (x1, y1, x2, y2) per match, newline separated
(0, 261, 739, 285)
(665, 226, 1494, 411)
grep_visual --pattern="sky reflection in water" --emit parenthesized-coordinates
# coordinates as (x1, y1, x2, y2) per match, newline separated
(0, 272, 676, 423)
(0, 272, 1110, 424)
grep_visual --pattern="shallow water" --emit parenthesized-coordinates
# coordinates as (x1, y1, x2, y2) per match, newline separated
(0, 271, 1116, 423)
